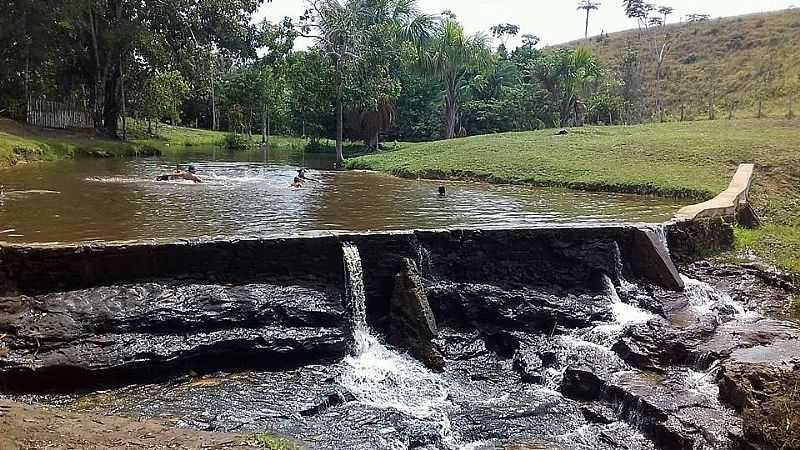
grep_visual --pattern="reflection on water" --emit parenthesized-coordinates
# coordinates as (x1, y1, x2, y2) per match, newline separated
(0, 147, 683, 243)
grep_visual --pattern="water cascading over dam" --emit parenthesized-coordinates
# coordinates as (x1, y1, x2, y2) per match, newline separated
(339, 242, 460, 449)
(0, 225, 794, 449)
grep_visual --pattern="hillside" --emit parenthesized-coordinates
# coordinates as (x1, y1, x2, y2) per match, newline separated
(559, 9, 800, 120)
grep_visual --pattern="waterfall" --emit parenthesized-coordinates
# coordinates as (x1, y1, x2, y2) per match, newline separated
(545, 275, 652, 388)
(579, 275, 654, 347)
(411, 236, 433, 279)
(651, 224, 671, 256)
(342, 242, 368, 332)
(680, 275, 746, 316)
(339, 242, 461, 448)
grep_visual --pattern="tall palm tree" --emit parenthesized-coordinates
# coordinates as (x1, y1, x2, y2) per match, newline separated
(577, 0, 601, 39)
(303, 0, 433, 163)
(419, 19, 491, 139)
(530, 48, 600, 126)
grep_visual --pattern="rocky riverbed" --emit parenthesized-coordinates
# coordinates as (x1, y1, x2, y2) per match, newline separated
(0, 229, 798, 449)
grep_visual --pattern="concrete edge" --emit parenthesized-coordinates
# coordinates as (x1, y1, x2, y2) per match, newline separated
(675, 164, 754, 221)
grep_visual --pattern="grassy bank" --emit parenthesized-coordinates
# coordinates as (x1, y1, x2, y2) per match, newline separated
(0, 118, 318, 167)
(0, 119, 149, 167)
(126, 120, 310, 153)
(348, 118, 800, 271)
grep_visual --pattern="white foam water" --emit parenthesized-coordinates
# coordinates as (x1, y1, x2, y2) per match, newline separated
(651, 224, 670, 256)
(680, 275, 746, 316)
(580, 275, 654, 347)
(339, 242, 464, 449)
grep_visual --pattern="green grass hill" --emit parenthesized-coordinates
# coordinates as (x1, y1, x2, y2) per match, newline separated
(559, 8, 800, 121)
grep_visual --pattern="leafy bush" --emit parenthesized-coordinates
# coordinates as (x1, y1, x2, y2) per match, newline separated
(224, 133, 251, 151)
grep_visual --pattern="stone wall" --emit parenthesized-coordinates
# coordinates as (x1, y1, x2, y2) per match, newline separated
(0, 226, 684, 299)
(0, 226, 684, 390)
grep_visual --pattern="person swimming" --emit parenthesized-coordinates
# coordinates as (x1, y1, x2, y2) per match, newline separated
(156, 165, 202, 183)
(297, 168, 318, 182)
(290, 176, 304, 188)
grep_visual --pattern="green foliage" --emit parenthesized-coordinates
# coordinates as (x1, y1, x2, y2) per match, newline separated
(528, 48, 603, 126)
(224, 132, 252, 151)
(140, 71, 190, 128)
(253, 433, 300, 450)
(287, 50, 336, 140)
(417, 19, 493, 138)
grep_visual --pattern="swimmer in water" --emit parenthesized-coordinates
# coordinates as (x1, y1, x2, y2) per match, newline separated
(290, 176, 304, 188)
(297, 168, 318, 182)
(157, 165, 202, 183)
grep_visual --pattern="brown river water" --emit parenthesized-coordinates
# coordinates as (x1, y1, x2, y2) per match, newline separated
(0, 147, 683, 244)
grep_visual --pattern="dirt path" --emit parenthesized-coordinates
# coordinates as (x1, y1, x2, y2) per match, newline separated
(0, 400, 262, 450)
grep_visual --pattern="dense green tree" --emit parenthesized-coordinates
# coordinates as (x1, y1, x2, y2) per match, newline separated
(287, 50, 336, 141)
(2, 0, 267, 138)
(300, 0, 432, 162)
(529, 48, 602, 126)
(418, 19, 492, 139)
(139, 70, 190, 132)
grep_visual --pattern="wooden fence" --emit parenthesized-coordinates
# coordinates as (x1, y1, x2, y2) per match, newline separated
(27, 98, 93, 129)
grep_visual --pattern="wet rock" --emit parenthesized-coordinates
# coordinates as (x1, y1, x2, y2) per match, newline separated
(611, 320, 702, 372)
(682, 260, 799, 320)
(561, 367, 603, 401)
(300, 391, 356, 417)
(0, 326, 346, 392)
(718, 359, 800, 450)
(435, 329, 514, 382)
(696, 318, 800, 362)
(718, 342, 800, 411)
(562, 368, 739, 450)
(666, 218, 735, 263)
(513, 350, 544, 384)
(0, 281, 347, 391)
(579, 404, 616, 425)
(387, 259, 444, 371)
(427, 282, 611, 333)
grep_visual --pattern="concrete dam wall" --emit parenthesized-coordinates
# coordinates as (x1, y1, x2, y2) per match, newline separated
(0, 226, 681, 391)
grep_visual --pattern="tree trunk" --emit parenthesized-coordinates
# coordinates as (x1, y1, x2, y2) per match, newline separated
(335, 57, 344, 167)
(120, 57, 127, 141)
(336, 98, 344, 165)
(445, 80, 458, 139)
(101, 64, 121, 138)
(789, 96, 795, 119)
(757, 99, 764, 118)
(656, 97, 664, 122)
(261, 105, 267, 145)
(680, 104, 686, 122)
(211, 81, 218, 130)
(585, 10, 590, 39)
(708, 94, 716, 120)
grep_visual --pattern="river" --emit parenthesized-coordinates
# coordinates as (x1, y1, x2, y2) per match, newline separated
(0, 147, 682, 243)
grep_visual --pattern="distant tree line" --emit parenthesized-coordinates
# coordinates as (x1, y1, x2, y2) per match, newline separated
(0, 0, 643, 162)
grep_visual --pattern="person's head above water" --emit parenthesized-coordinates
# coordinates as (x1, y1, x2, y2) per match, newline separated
(187, 165, 197, 174)
(297, 168, 306, 176)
